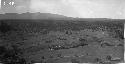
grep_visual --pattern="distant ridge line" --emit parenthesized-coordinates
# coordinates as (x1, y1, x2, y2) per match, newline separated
(0, 13, 124, 21)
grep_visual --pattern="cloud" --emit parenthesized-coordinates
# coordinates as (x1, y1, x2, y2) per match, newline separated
(0, 0, 124, 19)
(30, 0, 55, 12)
(29, 0, 125, 19)
(29, 0, 80, 17)
(0, 0, 1, 9)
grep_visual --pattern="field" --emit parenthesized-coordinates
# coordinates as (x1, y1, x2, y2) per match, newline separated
(0, 19, 124, 64)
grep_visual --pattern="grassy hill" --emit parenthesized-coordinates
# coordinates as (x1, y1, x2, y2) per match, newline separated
(0, 16, 124, 63)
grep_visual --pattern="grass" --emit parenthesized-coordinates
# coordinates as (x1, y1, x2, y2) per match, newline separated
(0, 19, 124, 63)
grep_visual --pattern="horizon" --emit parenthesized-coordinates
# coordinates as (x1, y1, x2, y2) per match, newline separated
(0, 12, 125, 20)
(0, 0, 125, 19)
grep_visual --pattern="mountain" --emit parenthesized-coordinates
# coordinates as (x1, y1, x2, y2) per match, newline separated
(0, 13, 124, 22)
(0, 13, 74, 20)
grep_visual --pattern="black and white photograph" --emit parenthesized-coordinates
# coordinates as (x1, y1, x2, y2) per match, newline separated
(0, 0, 124, 64)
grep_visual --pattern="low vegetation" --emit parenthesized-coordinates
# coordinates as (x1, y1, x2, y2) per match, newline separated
(0, 19, 124, 63)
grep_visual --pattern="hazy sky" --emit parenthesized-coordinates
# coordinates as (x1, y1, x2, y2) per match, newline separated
(0, 0, 125, 19)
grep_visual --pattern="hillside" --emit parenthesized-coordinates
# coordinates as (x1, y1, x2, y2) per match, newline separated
(0, 14, 124, 64)
(0, 13, 73, 20)
(0, 13, 125, 22)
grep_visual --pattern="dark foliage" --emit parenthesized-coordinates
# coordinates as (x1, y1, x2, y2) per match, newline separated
(0, 21, 12, 33)
(106, 55, 112, 60)
(71, 59, 79, 63)
(0, 45, 26, 64)
(0, 46, 6, 55)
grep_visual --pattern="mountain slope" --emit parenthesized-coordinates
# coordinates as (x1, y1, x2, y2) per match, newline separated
(0, 13, 74, 20)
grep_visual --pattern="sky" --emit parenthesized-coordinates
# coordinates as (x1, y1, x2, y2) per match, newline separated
(0, 0, 125, 19)
(0, 0, 1, 9)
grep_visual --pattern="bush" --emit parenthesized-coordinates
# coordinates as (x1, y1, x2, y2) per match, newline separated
(0, 45, 27, 64)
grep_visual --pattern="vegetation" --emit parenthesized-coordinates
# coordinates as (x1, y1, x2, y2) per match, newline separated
(0, 19, 124, 63)
(0, 45, 26, 64)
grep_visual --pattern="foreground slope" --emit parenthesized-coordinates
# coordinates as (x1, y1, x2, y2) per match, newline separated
(0, 13, 124, 64)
